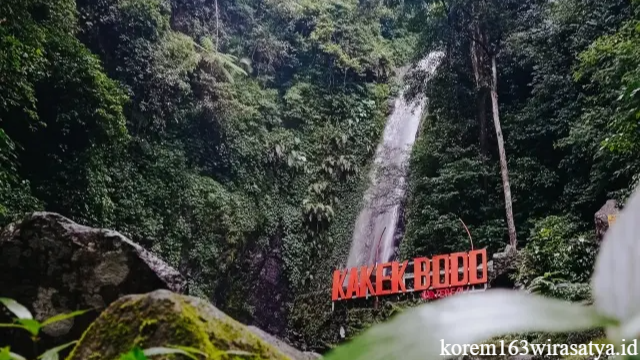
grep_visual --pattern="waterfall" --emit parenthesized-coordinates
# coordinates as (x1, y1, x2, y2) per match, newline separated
(345, 52, 444, 270)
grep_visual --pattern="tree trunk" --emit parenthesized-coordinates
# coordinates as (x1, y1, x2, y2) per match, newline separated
(469, 12, 489, 156)
(477, 90, 488, 155)
(215, 0, 219, 51)
(490, 55, 517, 248)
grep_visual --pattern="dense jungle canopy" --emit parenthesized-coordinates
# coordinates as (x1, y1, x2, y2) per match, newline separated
(1, 0, 639, 352)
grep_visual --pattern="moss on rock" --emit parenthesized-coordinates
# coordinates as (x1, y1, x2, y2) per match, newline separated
(66, 290, 292, 360)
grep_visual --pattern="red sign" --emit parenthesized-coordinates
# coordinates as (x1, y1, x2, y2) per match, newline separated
(421, 286, 474, 300)
(332, 249, 488, 301)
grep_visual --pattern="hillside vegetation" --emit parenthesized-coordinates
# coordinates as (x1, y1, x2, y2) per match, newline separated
(0, 0, 412, 338)
(1, 0, 639, 353)
(403, 0, 639, 287)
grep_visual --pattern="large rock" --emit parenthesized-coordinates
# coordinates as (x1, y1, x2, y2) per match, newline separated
(67, 290, 321, 360)
(247, 326, 321, 360)
(595, 200, 619, 242)
(487, 245, 519, 289)
(245, 231, 290, 337)
(0, 212, 186, 356)
(210, 229, 291, 339)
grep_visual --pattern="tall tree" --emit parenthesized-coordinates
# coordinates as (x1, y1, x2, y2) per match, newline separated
(468, 0, 518, 247)
(411, 0, 531, 247)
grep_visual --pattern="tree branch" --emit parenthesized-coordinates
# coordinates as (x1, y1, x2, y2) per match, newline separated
(457, 5, 493, 57)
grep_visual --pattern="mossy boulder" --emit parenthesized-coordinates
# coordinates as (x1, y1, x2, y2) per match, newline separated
(0, 212, 186, 357)
(67, 290, 320, 360)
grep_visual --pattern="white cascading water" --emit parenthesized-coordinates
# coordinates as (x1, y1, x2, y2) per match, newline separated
(345, 52, 444, 271)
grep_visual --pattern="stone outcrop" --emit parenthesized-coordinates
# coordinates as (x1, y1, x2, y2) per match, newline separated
(487, 245, 519, 289)
(67, 290, 321, 360)
(0, 212, 186, 356)
(594, 200, 619, 242)
(213, 229, 291, 339)
(248, 326, 322, 360)
(248, 231, 290, 337)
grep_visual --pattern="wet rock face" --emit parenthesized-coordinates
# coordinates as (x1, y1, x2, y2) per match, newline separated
(0, 212, 186, 356)
(215, 229, 290, 339)
(250, 232, 290, 337)
(68, 290, 321, 360)
(595, 200, 619, 242)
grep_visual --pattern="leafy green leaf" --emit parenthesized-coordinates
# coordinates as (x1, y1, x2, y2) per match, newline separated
(163, 346, 208, 358)
(37, 341, 77, 360)
(324, 290, 606, 360)
(42, 309, 91, 327)
(9, 353, 26, 360)
(0, 347, 26, 360)
(143, 347, 201, 359)
(0, 298, 33, 320)
(119, 348, 147, 360)
(592, 187, 640, 324)
(17, 318, 41, 336)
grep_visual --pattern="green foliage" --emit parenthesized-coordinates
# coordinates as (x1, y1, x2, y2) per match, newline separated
(573, 13, 640, 190)
(403, 0, 637, 262)
(0, 347, 25, 360)
(0, 297, 205, 360)
(119, 348, 149, 360)
(527, 272, 567, 296)
(38, 342, 79, 360)
(0, 299, 33, 321)
(394, 0, 638, 349)
(119, 346, 205, 360)
(324, 179, 640, 360)
(0, 298, 89, 339)
(525, 273, 592, 302)
(0, 298, 89, 359)
(515, 216, 598, 289)
(6, 0, 639, 353)
(403, 96, 507, 258)
(0, 0, 413, 351)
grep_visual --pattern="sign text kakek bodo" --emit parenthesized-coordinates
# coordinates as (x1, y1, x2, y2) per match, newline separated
(332, 249, 488, 301)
